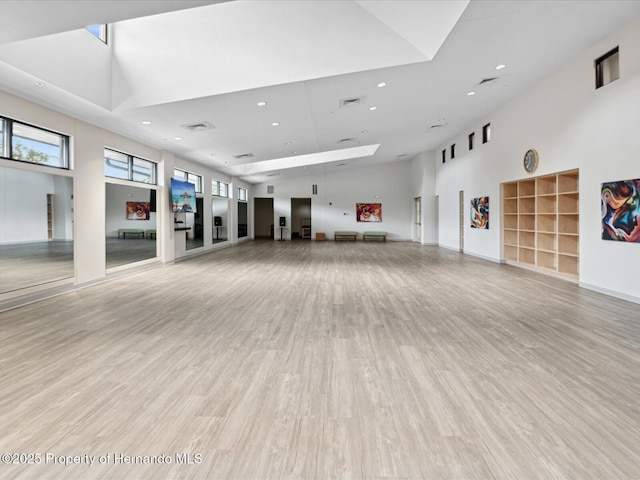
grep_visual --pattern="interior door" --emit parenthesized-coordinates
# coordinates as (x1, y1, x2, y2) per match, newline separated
(414, 197, 421, 243)
(459, 190, 464, 253)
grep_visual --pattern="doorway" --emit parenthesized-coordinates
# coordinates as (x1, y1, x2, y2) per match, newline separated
(414, 197, 421, 243)
(459, 190, 464, 253)
(238, 201, 248, 238)
(187, 197, 204, 250)
(291, 198, 311, 240)
(254, 198, 274, 239)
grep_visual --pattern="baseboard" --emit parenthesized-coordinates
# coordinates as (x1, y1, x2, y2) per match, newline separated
(579, 282, 640, 305)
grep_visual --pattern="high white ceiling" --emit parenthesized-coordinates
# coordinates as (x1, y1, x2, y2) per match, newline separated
(1, 0, 639, 184)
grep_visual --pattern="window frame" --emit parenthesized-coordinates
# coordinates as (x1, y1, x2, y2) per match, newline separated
(450, 144, 456, 159)
(237, 187, 248, 202)
(441, 149, 446, 164)
(1, 116, 70, 170)
(86, 24, 108, 44)
(468, 132, 475, 151)
(212, 179, 229, 198)
(595, 46, 619, 89)
(174, 168, 202, 193)
(482, 123, 491, 144)
(104, 147, 157, 185)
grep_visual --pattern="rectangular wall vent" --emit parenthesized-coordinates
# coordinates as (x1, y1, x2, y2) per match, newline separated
(267, 185, 274, 194)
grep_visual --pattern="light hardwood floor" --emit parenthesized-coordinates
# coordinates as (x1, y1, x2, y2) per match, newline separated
(0, 240, 639, 479)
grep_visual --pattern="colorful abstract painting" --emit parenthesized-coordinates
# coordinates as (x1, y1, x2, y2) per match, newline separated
(126, 202, 150, 220)
(470, 196, 489, 229)
(356, 203, 382, 222)
(601, 179, 640, 242)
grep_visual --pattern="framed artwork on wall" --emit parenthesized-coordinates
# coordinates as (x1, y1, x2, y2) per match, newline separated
(601, 178, 640, 242)
(126, 202, 150, 220)
(171, 177, 196, 213)
(356, 203, 382, 222)
(470, 196, 489, 229)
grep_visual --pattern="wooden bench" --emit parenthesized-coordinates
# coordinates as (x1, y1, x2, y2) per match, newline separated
(334, 231, 357, 241)
(118, 228, 145, 239)
(145, 229, 157, 239)
(363, 231, 386, 242)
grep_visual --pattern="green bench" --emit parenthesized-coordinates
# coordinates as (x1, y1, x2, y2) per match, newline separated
(363, 231, 386, 242)
(334, 231, 357, 241)
(118, 228, 145, 239)
(145, 229, 157, 239)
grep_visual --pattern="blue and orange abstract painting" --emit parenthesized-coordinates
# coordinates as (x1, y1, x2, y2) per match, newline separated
(601, 179, 640, 242)
(470, 196, 489, 229)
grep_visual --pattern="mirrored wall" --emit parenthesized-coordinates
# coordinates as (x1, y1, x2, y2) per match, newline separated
(0, 165, 74, 294)
(186, 197, 204, 250)
(212, 197, 229, 243)
(105, 183, 157, 269)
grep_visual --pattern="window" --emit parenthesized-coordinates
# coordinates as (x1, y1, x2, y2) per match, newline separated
(468, 132, 475, 150)
(104, 148, 156, 184)
(212, 179, 229, 197)
(482, 123, 491, 144)
(1, 117, 69, 169)
(86, 24, 107, 44)
(595, 46, 619, 89)
(441, 149, 446, 164)
(174, 168, 202, 193)
(238, 187, 248, 202)
(450, 144, 456, 159)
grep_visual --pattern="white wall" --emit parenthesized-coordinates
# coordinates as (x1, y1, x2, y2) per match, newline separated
(0, 166, 52, 243)
(434, 15, 640, 302)
(410, 152, 438, 245)
(253, 161, 413, 240)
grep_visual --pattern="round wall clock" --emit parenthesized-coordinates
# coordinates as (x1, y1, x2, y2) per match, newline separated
(523, 149, 539, 173)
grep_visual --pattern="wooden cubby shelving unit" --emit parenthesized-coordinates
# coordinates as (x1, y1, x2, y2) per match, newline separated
(502, 169, 579, 278)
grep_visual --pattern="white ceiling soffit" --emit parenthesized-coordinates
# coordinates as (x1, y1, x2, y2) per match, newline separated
(354, 0, 469, 60)
(235, 144, 380, 176)
(0, 0, 227, 45)
(111, 0, 468, 110)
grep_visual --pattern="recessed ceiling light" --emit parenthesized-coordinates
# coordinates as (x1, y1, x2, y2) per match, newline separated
(257, 101, 267, 107)
(467, 91, 476, 96)
(272, 122, 280, 126)
(496, 64, 506, 70)
(361, 130, 368, 134)
(141, 121, 152, 125)
(369, 106, 377, 111)
(377, 82, 386, 88)
(284, 141, 291, 145)
(35, 81, 45, 88)
(174, 137, 183, 141)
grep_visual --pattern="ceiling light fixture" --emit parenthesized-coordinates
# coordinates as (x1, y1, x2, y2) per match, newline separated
(272, 122, 280, 126)
(35, 81, 45, 88)
(467, 91, 476, 96)
(257, 101, 267, 107)
(496, 64, 506, 70)
(369, 106, 377, 111)
(174, 137, 183, 141)
(141, 121, 152, 125)
(377, 82, 386, 88)
(284, 141, 291, 145)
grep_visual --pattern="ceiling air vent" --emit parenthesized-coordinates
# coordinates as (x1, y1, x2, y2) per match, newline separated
(339, 96, 365, 108)
(233, 153, 254, 160)
(478, 77, 498, 85)
(266, 173, 280, 177)
(337, 137, 356, 143)
(181, 121, 215, 132)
